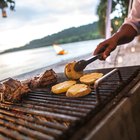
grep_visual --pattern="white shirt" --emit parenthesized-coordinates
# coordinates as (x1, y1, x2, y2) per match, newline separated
(124, 0, 140, 34)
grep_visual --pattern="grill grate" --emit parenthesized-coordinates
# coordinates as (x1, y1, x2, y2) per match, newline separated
(0, 66, 139, 140)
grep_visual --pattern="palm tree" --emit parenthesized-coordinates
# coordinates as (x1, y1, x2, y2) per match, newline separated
(97, 0, 129, 37)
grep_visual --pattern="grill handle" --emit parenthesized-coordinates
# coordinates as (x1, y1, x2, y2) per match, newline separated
(94, 68, 123, 104)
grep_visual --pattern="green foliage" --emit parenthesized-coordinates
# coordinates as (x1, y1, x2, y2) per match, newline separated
(25, 22, 101, 48)
(97, 0, 129, 36)
(97, 0, 107, 37)
(0, 0, 15, 10)
(0, 0, 15, 17)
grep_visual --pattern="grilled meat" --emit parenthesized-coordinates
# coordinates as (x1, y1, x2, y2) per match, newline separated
(0, 83, 5, 102)
(1, 78, 30, 102)
(29, 69, 57, 89)
(29, 77, 39, 89)
(0, 69, 57, 102)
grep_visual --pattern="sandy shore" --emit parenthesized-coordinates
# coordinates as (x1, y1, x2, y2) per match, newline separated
(15, 41, 140, 81)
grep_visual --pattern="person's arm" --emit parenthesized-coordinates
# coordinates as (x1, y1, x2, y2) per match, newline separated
(94, 24, 137, 60)
(113, 24, 137, 44)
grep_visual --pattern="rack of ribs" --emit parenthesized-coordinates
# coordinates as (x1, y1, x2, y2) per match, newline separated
(29, 69, 57, 89)
(0, 78, 30, 102)
(0, 69, 57, 103)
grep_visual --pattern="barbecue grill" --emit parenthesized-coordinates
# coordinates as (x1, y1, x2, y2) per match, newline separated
(0, 65, 140, 140)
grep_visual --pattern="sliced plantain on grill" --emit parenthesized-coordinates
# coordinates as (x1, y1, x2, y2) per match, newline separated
(66, 84, 91, 97)
(64, 61, 83, 80)
(80, 72, 103, 84)
(51, 80, 76, 94)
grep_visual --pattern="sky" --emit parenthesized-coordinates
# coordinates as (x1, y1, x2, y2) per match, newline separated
(0, 0, 99, 52)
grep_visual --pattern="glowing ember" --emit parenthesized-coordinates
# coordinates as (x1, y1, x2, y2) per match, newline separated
(53, 44, 68, 55)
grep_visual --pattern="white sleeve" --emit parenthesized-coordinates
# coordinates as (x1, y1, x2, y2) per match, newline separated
(123, 0, 140, 35)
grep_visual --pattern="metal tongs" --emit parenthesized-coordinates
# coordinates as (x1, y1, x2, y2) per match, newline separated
(74, 53, 102, 72)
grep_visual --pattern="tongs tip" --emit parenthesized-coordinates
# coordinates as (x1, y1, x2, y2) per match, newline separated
(74, 60, 87, 72)
(74, 53, 102, 72)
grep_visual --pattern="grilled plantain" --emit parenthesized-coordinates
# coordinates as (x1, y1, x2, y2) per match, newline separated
(64, 61, 83, 80)
(51, 80, 76, 94)
(66, 84, 91, 97)
(80, 72, 103, 84)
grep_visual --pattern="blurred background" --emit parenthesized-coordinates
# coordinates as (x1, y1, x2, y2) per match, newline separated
(0, 0, 140, 80)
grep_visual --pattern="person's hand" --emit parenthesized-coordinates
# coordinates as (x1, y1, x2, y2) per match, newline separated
(94, 24, 137, 60)
(94, 37, 118, 60)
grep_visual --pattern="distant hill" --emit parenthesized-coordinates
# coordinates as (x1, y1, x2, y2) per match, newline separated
(1, 21, 101, 54)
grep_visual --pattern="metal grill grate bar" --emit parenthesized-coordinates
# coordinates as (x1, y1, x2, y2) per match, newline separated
(27, 94, 97, 104)
(0, 119, 56, 140)
(24, 98, 96, 109)
(28, 92, 98, 102)
(0, 134, 9, 140)
(0, 103, 79, 122)
(0, 109, 67, 131)
(21, 104, 87, 117)
(0, 126, 32, 140)
(23, 100, 91, 113)
(0, 113, 63, 137)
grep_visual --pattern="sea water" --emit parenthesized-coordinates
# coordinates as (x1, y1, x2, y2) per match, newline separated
(0, 39, 103, 80)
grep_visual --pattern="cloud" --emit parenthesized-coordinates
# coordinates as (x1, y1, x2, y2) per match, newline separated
(0, 0, 99, 51)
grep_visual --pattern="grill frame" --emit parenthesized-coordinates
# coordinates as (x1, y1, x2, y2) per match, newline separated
(0, 65, 139, 140)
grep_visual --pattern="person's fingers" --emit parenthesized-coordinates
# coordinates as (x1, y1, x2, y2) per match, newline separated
(102, 45, 116, 59)
(102, 53, 108, 60)
(93, 42, 108, 55)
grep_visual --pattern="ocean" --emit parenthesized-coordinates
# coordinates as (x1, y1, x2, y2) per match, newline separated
(0, 39, 103, 80)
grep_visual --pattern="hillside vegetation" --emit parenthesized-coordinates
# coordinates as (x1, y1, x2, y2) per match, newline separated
(1, 21, 101, 54)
